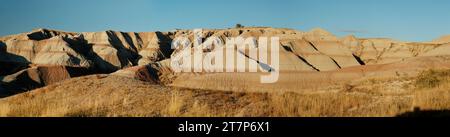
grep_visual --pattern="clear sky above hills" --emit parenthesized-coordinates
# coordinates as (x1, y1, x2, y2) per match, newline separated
(1, 0, 449, 42)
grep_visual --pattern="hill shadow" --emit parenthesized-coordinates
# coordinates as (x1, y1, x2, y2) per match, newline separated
(396, 107, 450, 117)
(0, 51, 31, 76)
(0, 69, 43, 97)
(0, 41, 6, 52)
(155, 31, 174, 58)
(63, 36, 118, 73)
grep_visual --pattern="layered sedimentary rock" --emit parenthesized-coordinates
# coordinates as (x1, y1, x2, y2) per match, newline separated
(81, 31, 174, 71)
(0, 65, 93, 95)
(2, 27, 450, 95)
(82, 31, 138, 72)
(0, 29, 172, 94)
(1, 29, 91, 67)
(310, 41, 361, 68)
(280, 39, 340, 71)
(112, 59, 173, 84)
(303, 28, 339, 41)
(341, 38, 440, 65)
(420, 43, 450, 56)
(26, 28, 78, 41)
(136, 32, 172, 66)
(3, 27, 448, 76)
(3, 27, 450, 74)
(1, 29, 174, 75)
(166, 27, 360, 72)
(432, 35, 450, 44)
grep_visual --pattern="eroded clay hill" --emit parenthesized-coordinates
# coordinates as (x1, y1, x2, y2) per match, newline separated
(1, 27, 450, 95)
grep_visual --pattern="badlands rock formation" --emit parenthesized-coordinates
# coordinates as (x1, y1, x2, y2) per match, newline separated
(1, 27, 450, 95)
(433, 35, 450, 44)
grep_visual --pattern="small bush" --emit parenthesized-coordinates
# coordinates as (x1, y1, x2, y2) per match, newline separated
(235, 24, 244, 28)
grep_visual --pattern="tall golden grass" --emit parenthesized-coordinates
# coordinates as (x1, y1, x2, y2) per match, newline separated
(0, 69, 450, 117)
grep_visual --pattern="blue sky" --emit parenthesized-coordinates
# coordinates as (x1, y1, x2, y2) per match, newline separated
(1, 0, 449, 42)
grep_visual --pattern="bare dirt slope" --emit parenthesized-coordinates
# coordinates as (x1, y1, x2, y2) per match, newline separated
(2, 68, 450, 117)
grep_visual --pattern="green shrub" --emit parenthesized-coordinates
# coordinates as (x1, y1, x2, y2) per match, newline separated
(235, 24, 244, 28)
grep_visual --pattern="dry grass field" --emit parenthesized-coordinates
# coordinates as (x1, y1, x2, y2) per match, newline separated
(1, 68, 449, 117)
